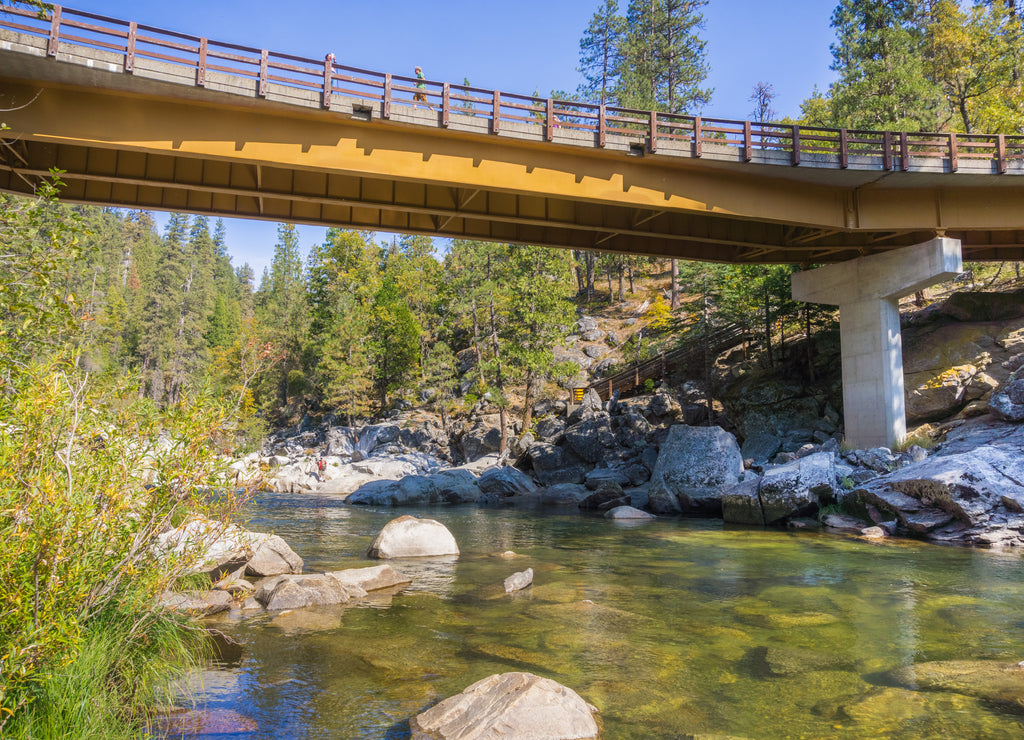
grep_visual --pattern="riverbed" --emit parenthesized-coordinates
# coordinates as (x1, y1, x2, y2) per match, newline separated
(180, 491, 1024, 738)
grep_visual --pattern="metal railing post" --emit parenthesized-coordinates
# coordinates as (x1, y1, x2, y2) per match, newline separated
(322, 53, 333, 109)
(47, 5, 62, 57)
(125, 21, 137, 73)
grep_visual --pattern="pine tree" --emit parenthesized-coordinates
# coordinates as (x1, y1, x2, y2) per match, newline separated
(927, 0, 1023, 133)
(578, 0, 626, 105)
(368, 274, 421, 409)
(824, 0, 942, 130)
(501, 245, 578, 431)
(255, 223, 308, 412)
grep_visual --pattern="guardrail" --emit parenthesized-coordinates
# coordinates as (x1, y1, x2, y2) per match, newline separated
(3, 4, 1024, 174)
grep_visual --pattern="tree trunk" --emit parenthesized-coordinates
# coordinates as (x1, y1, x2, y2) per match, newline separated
(573, 250, 585, 296)
(670, 259, 680, 310)
(617, 264, 625, 302)
(585, 252, 596, 303)
(914, 290, 925, 307)
(606, 266, 613, 303)
(805, 305, 815, 383)
(523, 369, 535, 432)
(763, 284, 773, 369)
(487, 295, 507, 454)
(628, 264, 635, 294)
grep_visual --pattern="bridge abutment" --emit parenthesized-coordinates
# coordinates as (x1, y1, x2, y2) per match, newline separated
(791, 237, 962, 449)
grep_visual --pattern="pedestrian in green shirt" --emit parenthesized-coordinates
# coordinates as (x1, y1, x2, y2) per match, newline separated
(414, 66, 434, 111)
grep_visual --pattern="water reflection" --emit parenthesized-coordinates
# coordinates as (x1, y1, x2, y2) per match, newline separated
(174, 496, 1024, 739)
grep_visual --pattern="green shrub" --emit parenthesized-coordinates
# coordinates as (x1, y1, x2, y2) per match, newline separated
(0, 359, 249, 733)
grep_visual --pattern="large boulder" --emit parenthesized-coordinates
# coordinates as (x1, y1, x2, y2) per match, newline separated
(564, 414, 620, 464)
(245, 533, 305, 577)
(367, 516, 460, 559)
(989, 365, 1024, 422)
(324, 426, 358, 457)
(852, 445, 1024, 542)
(720, 477, 765, 526)
(529, 442, 587, 486)
(478, 466, 539, 498)
(540, 483, 589, 506)
(253, 573, 366, 611)
(155, 518, 303, 579)
(409, 672, 600, 740)
(326, 564, 411, 592)
(461, 419, 504, 462)
(647, 425, 744, 516)
(347, 470, 480, 506)
(757, 452, 835, 524)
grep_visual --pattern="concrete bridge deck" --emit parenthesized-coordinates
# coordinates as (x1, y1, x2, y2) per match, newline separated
(2, 4, 1024, 265)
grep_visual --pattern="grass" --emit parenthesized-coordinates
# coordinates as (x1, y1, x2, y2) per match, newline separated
(4, 614, 206, 739)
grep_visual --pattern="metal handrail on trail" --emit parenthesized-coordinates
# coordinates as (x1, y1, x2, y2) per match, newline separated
(3, 4, 1024, 174)
(574, 322, 749, 403)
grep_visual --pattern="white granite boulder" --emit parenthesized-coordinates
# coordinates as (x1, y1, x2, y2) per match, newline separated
(647, 425, 744, 515)
(155, 517, 303, 579)
(410, 672, 600, 740)
(367, 515, 460, 559)
(758, 452, 836, 524)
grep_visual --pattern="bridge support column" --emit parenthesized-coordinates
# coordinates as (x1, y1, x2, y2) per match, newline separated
(791, 237, 962, 449)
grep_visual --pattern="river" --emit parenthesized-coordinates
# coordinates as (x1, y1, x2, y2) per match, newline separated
(178, 491, 1024, 738)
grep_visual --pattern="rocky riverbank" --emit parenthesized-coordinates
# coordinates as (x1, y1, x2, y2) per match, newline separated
(232, 368, 1024, 550)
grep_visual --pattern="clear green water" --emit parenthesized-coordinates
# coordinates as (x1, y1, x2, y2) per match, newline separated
(186, 492, 1024, 739)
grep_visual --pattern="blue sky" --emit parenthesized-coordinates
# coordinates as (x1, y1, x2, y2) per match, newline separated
(54, 0, 838, 276)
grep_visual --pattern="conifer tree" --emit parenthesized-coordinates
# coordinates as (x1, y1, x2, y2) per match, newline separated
(823, 0, 942, 129)
(578, 0, 626, 105)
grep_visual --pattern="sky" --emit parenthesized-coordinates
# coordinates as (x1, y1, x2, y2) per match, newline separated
(47, 0, 839, 277)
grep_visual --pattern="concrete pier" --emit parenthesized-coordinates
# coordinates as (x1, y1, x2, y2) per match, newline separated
(791, 238, 963, 448)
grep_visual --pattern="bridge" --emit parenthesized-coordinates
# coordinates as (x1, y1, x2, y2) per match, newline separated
(2, 4, 1023, 449)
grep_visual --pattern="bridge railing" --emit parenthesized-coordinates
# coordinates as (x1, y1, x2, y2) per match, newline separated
(4, 4, 1024, 174)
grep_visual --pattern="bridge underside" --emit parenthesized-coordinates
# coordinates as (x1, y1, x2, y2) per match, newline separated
(1, 73, 1024, 264)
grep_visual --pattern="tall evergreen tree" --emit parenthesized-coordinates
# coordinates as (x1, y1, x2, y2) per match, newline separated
(255, 223, 307, 411)
(824, 0, 942, 129)
(578, 0, 627, 105)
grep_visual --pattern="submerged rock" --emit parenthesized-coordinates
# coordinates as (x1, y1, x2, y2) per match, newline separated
(409, 672, 600, 740)
(886, 660, 1024, 711)
(604, 505, 655, 520)
(504, 568, 534, 593)
(367, 515, 460, 559)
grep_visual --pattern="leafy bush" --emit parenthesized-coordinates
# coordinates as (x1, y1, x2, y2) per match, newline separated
(0, 360, 248, 733)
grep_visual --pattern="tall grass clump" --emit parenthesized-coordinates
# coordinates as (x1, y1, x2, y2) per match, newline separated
(0, 175, 251, 733)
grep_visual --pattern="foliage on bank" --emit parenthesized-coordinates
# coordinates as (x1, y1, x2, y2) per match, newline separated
(0, 181, 249, 734)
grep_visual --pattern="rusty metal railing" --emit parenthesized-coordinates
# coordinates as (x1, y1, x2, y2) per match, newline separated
(3, 4, 1024, 174)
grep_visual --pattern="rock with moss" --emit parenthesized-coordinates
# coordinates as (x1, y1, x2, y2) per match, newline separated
(886, 660, 1024, 711)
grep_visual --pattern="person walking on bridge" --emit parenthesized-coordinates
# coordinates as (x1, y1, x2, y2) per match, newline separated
(414, 66, 434, 111)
